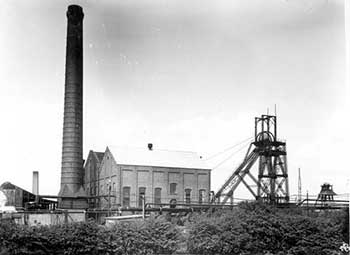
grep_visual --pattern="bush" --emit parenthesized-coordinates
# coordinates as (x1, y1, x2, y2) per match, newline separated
(0, 204, 347, 255)
(187, 202, 346, 255)
(107, 217, 179, 255)
(0, 217, 179, 255)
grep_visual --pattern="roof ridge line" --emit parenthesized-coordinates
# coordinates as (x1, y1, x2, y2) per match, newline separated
(107, 145, 198, 154)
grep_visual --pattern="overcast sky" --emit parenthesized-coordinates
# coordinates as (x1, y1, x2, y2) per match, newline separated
(0, 0, 348, 199)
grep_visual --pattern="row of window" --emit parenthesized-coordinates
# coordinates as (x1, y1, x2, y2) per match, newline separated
(87, 183, 206, 207)
(122, 187, 206, 207)
(87, 182, 178, 196)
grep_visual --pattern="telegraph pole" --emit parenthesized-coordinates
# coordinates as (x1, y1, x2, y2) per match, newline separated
(298, 168, 302, 203)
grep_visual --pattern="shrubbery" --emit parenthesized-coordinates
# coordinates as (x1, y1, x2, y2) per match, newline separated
(186, 203, 348, 255)
(0, 217, 179, 255)
(0, 203, 347, 255)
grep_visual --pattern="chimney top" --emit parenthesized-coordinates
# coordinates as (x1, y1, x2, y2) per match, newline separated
(67, 5, 84, 24)
(68, 5, 83, 14)
(148, 143, 153, 150)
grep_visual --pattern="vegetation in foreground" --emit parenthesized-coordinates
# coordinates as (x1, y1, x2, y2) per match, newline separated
(0, 202, 348, 255)
(0, 217, 179, 255)
(186, 202, 349, 255)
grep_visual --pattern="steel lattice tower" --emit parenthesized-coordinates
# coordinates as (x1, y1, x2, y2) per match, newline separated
(213, 114, 289, 204)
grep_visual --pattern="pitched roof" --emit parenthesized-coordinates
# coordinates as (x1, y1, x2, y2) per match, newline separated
(107, 145, 210, 170)
(0, 182, 32, 195)
(0, 182, 16, 190)
(93, 152, 105, 162)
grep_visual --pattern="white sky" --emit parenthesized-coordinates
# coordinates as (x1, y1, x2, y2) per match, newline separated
(0, 0, 348, 199)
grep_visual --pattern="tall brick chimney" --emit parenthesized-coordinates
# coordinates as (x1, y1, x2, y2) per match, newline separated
(58, 5, 87, 209)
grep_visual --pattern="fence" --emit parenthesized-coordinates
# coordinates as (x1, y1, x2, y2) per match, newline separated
(0, 210, 86, 226)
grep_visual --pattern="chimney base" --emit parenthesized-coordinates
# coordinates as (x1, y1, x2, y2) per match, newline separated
(58, 198, 88, 209)
(58, 184, 88, 209)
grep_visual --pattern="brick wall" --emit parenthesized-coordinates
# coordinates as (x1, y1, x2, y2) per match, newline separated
(84, 149, 211, 209)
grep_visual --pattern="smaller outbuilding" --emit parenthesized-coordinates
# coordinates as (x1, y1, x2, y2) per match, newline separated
(0, 182, 56, 210)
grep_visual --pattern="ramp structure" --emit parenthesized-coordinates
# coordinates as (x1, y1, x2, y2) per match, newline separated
(213, 115, 289, 204)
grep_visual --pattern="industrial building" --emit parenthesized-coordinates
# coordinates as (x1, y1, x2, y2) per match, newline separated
(0, 181, 56, 211)
(84, 144, 211, 209)
(0, 4, 348, 229)
(0, 4, 346, 215)
(55, 5, 212, 210)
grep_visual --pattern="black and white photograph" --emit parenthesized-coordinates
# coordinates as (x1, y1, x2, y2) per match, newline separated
(0, 0, 349, 254)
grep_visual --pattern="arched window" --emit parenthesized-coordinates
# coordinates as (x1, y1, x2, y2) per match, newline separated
(154, 188, 162, 205)
(123, 187, 131, 207)
(185, 189, 191, 204)
(170, 199, 177, 208)
(139, 187, 146, 208)
(170, 183, 177, 195)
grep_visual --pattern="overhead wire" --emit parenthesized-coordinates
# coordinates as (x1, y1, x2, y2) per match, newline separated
(204, 136, 253, 161)
(211, 141, 252, 170)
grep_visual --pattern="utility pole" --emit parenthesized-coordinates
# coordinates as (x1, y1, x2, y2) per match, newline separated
(142, 195, 145, 219)
(306, 190, 309, 217)
(298, 168, 302, 203)
(108, 179, 111, 217)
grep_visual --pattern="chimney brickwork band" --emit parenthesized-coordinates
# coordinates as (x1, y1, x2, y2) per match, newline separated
(58, 5, 87, 209)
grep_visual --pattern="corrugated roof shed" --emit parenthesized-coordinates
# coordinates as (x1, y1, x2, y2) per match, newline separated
(107, 145, 210, 170)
